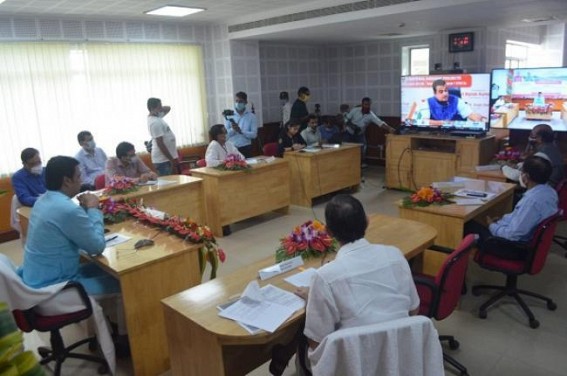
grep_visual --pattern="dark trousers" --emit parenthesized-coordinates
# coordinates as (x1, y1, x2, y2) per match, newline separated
(464, 220, 526, 260)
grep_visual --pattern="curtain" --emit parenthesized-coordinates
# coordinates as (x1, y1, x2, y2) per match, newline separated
(0, 42, 208, 176)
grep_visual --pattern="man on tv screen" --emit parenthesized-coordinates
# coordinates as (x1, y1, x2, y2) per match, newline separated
(419, 79, 484, 122)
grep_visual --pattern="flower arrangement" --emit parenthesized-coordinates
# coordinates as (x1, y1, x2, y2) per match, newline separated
(100, 199, 225, 279)
(214, 154, 251, 172)
(275, 220, 339, 263)
(103, 176, 139, 195)
(494, 147, 521, 164)
(401, 187, 453, 208)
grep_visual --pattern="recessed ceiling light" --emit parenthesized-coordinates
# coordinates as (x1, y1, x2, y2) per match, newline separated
(145, 5, 205, 17)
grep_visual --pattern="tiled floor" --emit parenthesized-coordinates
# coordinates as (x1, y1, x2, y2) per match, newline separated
(2, 166, 567, 375)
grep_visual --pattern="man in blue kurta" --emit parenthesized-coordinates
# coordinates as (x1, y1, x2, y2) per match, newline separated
(21, 156, 119, 296)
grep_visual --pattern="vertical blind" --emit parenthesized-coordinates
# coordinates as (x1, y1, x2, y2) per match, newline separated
(0, 42, 208, 176)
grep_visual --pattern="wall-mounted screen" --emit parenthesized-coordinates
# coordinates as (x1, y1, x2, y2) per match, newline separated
(490, 67, 567, 130)
(400, 73, 490, 134)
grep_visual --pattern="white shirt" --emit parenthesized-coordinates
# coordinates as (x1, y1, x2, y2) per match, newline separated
(148, 115, 178, 164)
(205, 140, 244, 167)
(304, 238, 419, 343)
(345, 107, 387, 135)
(282, 102, 292, 126)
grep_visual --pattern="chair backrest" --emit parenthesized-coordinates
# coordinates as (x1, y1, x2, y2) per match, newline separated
(433, 234, 476, 320)
(94, 174, 106, 190)
(263, 142, 279, 157)
(528, 211, 562, 275)
(555, 179, 567, 220)
(196, 159, 206, 167)
(308, 316, 444, 376)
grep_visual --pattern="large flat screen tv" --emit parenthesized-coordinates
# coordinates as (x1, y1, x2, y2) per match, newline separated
(490, 67, 567, 130)
(400, 73, 490, 134)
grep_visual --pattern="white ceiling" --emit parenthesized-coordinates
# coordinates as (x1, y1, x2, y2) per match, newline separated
(0, 0, 566, 43)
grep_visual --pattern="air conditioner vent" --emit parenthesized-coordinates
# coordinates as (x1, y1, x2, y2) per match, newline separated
(228, 0, 419, 33)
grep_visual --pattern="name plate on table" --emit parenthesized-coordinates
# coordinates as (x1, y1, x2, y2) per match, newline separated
(258, 256, 304, 281)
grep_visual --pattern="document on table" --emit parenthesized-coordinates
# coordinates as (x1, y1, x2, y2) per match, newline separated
(284, 268, 317, 287)
(453, 198, 484, 206)
(454, 189, 496, 200)
(301, 147, 321, 153)
(156, 179, 176, 186)
(137, 180, 157, 186)
(218, 281, 305, 333)
(104, 233, 130, 247)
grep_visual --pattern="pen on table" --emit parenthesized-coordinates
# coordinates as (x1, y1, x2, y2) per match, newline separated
(105, 235, 118, 243)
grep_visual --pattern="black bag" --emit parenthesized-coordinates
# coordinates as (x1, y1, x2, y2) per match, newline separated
(144, 140, 152, 153)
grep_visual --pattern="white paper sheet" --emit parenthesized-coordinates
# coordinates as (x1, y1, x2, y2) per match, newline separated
(454, 189, 496, 200)
(454, 198, 485, 206)
(103, 233, 131, 248)
(217, 281, 304, 333)
(137, 180, 157, 186)
(156, 179, 176, 186)
(284, 268, 317, 288)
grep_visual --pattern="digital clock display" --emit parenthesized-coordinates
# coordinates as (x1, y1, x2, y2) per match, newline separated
(449, 32, 474, 53)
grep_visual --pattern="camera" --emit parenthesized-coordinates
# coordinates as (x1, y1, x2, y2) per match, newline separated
(222, 109, 237, 125)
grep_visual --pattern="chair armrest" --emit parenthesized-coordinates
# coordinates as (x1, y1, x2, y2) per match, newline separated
(427, 244, 454, 255)
(412, 275, 439, 317)
(62, 281, 93, 314)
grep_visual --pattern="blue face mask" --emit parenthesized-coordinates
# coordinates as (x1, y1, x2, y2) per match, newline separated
(235, 102, 246, 112)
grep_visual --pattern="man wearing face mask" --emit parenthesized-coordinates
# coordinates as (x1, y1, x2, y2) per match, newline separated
(464, 155, 558, 259)
(11, 148, 47, 207)
(105, 142, 157, 185)
(147, 97, 178, 176)
(75, 131, 108, 191)
(502, 124, 564, 187)
(225, 91, 258, 158)
(290, 87, 311, 131)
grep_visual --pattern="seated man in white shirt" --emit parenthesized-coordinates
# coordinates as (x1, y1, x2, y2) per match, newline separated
(75, 130, 108, 191)
(270, 194, 419, 375)
(300, 114, 322, 147)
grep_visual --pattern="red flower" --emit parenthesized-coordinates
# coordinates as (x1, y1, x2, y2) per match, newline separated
(218, 248, 226, 262)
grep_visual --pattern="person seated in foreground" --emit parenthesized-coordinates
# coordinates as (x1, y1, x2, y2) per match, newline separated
(300, 114, 322, 147)
(11, 148, 47, 207)
(20, 156, 120, 295)
(465, 155, 558, 260)
(205, 124, 244, 167)
(75, 130, 108, 191)
(270, 194, 419, 374)
(105, 142, 157, 184)
(277, 119, 307, 157)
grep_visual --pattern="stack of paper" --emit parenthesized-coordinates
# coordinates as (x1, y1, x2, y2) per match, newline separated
(284, 268, 317, 287)
(218, 281, 305, 333)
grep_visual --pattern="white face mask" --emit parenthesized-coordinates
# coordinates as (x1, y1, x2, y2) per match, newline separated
(30, 164, 42, 175)
(157, 111, 165, 118)
(84, 140, 96, 151)
(519, 173, 527, 188)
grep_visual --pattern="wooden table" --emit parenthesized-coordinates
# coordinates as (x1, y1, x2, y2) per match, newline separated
(161, 214, 436, 376)
(399, 179, 515, 249)
(475, 169, 507, 183)
(111, 175, 204, 223)
(191, 159, 290, 237)
(284, 144, 361, 207)
(18, 207, 203, 376)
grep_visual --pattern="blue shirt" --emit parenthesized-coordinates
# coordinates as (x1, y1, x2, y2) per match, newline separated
(11, 168, 46, 206)
(21, 190, 106, 289)
(225, 110, 258, 148)
(75, 147, 108, 186)
(489, 184, 558, 241)
(320, 125, 340, 142)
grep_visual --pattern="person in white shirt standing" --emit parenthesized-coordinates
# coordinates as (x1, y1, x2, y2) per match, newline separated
(147, 97, 178, 176)
(280, 91, 292, 129)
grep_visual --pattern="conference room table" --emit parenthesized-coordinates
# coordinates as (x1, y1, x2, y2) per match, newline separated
(191, 158, 290, 237)
(284, 143, 362, 207)
(18, 207, 203, 376)
(161, 214, 437, 376)
(399, 178, 516, 249)
(109, 174, 204, 223)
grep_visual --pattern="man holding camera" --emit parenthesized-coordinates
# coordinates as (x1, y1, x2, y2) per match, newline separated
(224, 91, 258, 158)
